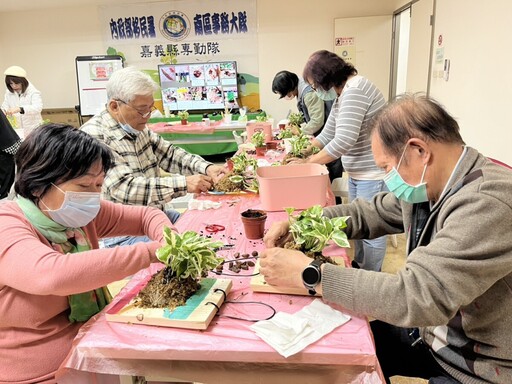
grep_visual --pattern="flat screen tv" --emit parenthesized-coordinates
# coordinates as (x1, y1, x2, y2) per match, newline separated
(158, 60, 240, 113)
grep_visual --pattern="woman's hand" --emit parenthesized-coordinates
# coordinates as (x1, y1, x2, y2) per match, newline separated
(259, 247, 311, 289)
(5, 107, 21, 116)
(282, 156, 306, 165)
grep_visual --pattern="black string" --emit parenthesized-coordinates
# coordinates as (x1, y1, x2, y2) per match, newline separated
(205, 288, 276, 322)
(211, 270, 260, 277)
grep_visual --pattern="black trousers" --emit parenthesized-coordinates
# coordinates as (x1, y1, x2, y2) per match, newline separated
(0, 151, 15, 199)
(370, 320, 461, 384)
(326, 157, 343, 182)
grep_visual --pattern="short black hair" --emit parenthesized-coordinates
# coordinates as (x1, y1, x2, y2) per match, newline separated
(15, 123, 113, 203)
(5, 75, 29, 94)
(272, 70, 299, 98)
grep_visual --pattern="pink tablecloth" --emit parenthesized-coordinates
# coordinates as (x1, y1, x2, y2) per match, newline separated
(57, 194, 384, 384)
(148, 121, 217, 134)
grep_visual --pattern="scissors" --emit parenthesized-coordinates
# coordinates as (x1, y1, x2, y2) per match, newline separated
(205, 224, 225, 233)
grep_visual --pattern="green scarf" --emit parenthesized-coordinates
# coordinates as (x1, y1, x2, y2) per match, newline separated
(16, 197, 112, 323)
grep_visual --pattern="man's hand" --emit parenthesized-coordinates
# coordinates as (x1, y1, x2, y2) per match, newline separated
(206, 164, 228, 183)
(186, 174, 213, 193)
(259, 247, 311, 288)
(263, 220, 292, 248)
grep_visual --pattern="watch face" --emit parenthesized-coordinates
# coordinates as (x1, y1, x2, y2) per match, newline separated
(302, 266, 320, 285)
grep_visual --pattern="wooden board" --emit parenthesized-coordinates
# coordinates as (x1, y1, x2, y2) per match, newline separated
(106, 278, 232, 330)
(250, 260, 343, 296)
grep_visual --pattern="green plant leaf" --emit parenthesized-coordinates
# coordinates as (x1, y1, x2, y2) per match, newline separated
(286, 205, 350, 254)
(157, 227, 223, 281)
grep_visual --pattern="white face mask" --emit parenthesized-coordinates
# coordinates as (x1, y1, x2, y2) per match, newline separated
(42, 184, 101, 228)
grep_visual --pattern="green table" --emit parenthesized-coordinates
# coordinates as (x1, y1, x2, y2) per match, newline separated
(150, 113, 259, 156)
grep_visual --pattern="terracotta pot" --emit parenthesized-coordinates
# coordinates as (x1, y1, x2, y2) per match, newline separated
(181, 119, 188, 125)
(240, 209, 267, 239)
(255, 146, 267, 156)
(266, 141, 278, 150)
(279, 123, 286, 130)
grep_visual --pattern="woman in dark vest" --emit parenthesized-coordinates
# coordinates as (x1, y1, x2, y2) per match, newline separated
(0, 109, 21, 199)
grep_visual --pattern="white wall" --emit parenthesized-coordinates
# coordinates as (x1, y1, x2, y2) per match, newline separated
(0, 6, 104, 109)
(256, 0, 402, 121)
(3, 0, 511, 165)
(429, 0, 512, 164)
(0, 0, 401, 117)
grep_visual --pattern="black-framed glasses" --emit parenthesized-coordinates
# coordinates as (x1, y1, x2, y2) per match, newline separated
(117, 99, 156, 118)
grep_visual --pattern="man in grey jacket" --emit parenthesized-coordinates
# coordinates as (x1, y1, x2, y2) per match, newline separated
(260, 94, 512, 384)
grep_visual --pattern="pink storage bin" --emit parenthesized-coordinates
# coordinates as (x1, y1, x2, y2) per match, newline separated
(246, 122, 272, 143)
(257, 163, 329, 211)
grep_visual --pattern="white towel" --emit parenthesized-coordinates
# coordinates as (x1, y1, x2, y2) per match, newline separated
(187, 199, 222, 210)
(250, 299, 351, 358)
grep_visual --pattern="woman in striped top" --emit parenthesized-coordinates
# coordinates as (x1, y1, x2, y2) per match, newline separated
(302, 50, 387, 271)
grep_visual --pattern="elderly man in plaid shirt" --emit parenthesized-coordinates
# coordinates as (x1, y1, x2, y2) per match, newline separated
(81, 67, 227, 247)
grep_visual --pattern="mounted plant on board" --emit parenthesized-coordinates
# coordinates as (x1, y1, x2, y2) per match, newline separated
(214, 151, 259, 193)
(277, 126, 295, 139)
(288, 112, 304, 128)
(281, 205, 350, 264)
(134, 228, 223, 309)
(282, 133, 319, 163)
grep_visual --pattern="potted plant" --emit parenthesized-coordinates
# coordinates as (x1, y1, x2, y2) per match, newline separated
(282, 205, 350, 263)
(251, 130, 266, 156)
(177, 110, 189, 125)
(133, 228, 223, 309)
(255, 112, 267, 122)
(222, 105, 232, 124)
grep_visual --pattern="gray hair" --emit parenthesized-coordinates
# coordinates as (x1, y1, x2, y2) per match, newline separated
(370, 93, 465, 158)
(106, 66, 159, 103)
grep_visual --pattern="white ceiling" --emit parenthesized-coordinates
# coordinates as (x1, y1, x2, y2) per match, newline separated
(0, 0, 141, 13)
(0, 0, 400, 14)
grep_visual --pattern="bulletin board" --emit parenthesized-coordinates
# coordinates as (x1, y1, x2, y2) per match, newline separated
(75, 55, 124, 117)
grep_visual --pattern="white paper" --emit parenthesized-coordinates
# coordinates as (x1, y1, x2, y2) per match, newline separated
(250, 299, 351, 358)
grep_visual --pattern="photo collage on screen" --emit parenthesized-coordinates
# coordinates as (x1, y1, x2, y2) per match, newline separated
(159, 61, 239, 112)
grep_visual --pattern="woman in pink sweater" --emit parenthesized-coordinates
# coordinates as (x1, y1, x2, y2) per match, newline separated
(0, 123, 172, 383)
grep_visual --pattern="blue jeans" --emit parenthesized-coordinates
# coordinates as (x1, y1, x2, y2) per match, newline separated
(101, 208, 181, 248)
(348, 178, 387, 271)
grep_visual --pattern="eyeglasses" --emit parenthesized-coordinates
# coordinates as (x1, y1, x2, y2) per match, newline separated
(117, 99, 156, 118)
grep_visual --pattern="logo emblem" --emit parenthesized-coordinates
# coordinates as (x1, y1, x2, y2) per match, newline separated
(160, 11, 190, 41)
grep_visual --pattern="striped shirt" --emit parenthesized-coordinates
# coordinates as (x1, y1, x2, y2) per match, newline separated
(316, 76, 386, 180)
(81, 109, 212, 210)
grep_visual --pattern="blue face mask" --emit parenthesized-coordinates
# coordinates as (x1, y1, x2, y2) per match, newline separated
(120, 122, 140, 136)
(383, 146, 429, 204)
(315, 87, 338, 101)
(118, 104, 141, 136)
(42, 184, 101, 228)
